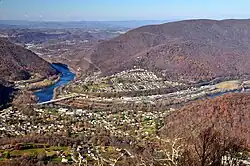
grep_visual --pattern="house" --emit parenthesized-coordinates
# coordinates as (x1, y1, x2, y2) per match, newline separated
(61, 156, 68, 163)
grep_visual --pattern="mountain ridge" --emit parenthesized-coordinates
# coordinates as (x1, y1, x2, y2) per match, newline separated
(160, 92, 250, 146)
(0, 38, 58, 81)
(77, 19, 250, 83)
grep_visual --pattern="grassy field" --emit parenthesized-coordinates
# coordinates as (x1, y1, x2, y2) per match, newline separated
(215, 80, 241, 90)
(88, 83, 109, 91)
(0, 144, 70, 162)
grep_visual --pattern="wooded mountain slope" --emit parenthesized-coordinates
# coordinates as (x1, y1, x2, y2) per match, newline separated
(161, 93, 250, 146)
(79, 19, 250, 82)
(0, 79, 14, 108)
(0, 38, 58, 81)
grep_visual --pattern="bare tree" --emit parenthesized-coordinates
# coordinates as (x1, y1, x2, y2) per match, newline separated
(180, 127, 247, 166)
(154, 138, 184, 166)
(12, 90, 37, 115)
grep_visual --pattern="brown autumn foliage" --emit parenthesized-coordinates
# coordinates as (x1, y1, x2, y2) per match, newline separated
(12, 90, 37, 114)
(0, 38, 58, 81)
(78, 19, 250, 83)
(0, 125, 247, 165)
(179, 127, 247, 166)
(161, 93, 250, 147)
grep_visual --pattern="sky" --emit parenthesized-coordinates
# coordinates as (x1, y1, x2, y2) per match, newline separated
(0, 0, 250, 21)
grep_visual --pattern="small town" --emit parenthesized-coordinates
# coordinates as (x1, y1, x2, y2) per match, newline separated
(1, 67, 249, 164)
(2, 1, 250, 165)
(0, 99, 172, 164)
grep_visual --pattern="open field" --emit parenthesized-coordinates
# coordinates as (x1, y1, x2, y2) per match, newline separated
(0, 143, 70, 163)
(215, 80, 241, 90)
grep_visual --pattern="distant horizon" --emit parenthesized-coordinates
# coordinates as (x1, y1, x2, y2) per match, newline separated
(0, 19, 170, 22)
(1, 17, 250, 23)
(1, 0, 250, 21)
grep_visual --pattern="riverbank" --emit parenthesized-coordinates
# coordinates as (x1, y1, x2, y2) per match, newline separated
(47, 77, 250, 111)
(14, 75, 61, 91)
(34, 63, 76, 103)
(28, 75, 61, 91)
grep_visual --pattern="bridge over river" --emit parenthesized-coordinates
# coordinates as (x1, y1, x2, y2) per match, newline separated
(36, 94, 80, 106)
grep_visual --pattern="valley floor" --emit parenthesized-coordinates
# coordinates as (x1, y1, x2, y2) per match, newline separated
(2, 69, 250, 165)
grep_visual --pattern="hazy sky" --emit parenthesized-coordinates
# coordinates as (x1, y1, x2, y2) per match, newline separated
(0, 0, 249, 21)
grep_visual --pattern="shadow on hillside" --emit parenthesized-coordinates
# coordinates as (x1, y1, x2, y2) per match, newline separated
(0, 84, 16, 110)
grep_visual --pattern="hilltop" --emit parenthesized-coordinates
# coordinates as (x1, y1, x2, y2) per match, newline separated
(161, 93, 250, 146)
(0, 38, 58, 81)
(78, 19, 250, 83)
